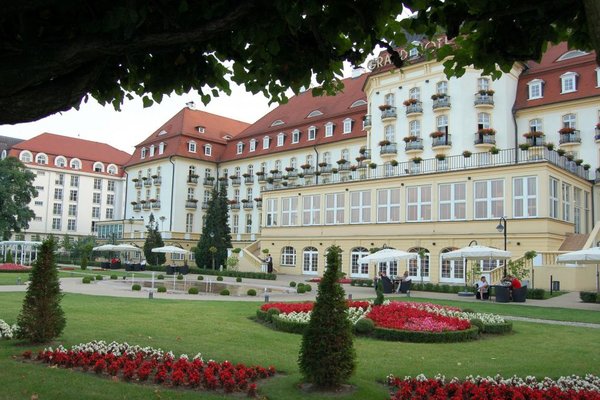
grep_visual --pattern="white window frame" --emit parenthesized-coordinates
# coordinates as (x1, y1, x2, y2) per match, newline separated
(438, 183, 466, 221)
(377, 188, 401, 223)
(141, 147, 147, 159)
(325, 192, 345, 225)
(277, 133, 285, 146)
(513, 176, 537, 218)
(262, 136, 270, 149)
(549, 177, 559, 219)
(436, 81, 448, 95)
(188, 141, 196, 153)
(527, 79, 544, 100)
(70, 159, 81, 170)
(149, 145, 155, 157)
(303, 195, 321, 225)
(307, 126, 317, 141)
(406, 185, 432, 222)
(343, 118, 353, 134)
(529, 118, 543, 132)
(302, 247, 319, 275)
(292, 130, 300, 144)
(474, 179, 504, 220)
(249, 139, 257, 152)
(281, 246, 297, 266)
(562, 182, 571, 222)
(350, 190, 371, 224)
(560, 72, 578, 93)
(325, 122, 334, 137)
(19, 151, 32, 163)
(204, 144, 212, 156)
(281, 197, 298, 226)
(266, 198, 278, 226)
(236, 142, 244, 154)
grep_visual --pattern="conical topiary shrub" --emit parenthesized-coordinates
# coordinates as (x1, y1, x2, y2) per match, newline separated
(298, 245, 355, 389)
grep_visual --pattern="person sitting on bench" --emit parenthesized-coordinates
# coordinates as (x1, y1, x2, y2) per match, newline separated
(396, 271, 412, 293)
(475, 276, 489, 300)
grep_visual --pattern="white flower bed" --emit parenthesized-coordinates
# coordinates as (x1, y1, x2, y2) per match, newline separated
(65, 340, 204, 361)
(0, 319, 19, 340)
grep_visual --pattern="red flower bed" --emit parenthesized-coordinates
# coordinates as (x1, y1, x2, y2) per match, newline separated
(367, 302, 470, 332)
(29, 346, 275, 396)
(261, 300, 370, 314)
(388, 375, 600, 400)
(0, 263, 31, 272)
(307, 277, 352, 284)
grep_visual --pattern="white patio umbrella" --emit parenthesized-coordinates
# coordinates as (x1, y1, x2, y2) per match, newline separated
(357, 248, 418, 278)
(556, 247, 600, 292)
(92, 244, 123, 252)
(113, 244, 141, 252)
(151, 246, 190, 255)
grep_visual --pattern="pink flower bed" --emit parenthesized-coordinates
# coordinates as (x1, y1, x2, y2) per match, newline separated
(0, 263, 31, 272)
(26, 341, 275, 396)
(261, 300, 370, 314)
(368, 302, 470, 332)
(388, 374, 600, 400)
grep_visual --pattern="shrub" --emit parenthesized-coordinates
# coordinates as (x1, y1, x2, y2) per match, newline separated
(157, 274, 164, 280)
(527, 288, 545, 300)
(95, 275, 103, 281)
(131, 284, 141, 291)
(247, 289, 257, 296)
(197, 275, 204, 280)
(157, 286, 167, 293)
(374, 281, 384, 306)
(297, 285, 306, 294)
(470, 318, 484, 333)
(580, 291, 597, 303)
(272, 315, 307, 334)
(187, 268, 276, 280)
(80, 256, 88, 271)
(236, 277, 242, 283)
(372, 326, 479, 343)
(110, 275, 118, 280)
(82, 277, 92, 284)
(290, 281, 297, 287)
(220, 289, 230, 296)
(354, 318, 375, 334)
(266, 307, 281, 322)
(122, 276, 127, 280)
(216, 276, 224, 281)
(304, 284, 312, 292)
(482, 321, 513, 334)
(188, 287, 199, 295)
(176, 274, 183, 280)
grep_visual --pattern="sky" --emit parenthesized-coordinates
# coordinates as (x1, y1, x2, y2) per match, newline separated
(0, 62, 365, 154)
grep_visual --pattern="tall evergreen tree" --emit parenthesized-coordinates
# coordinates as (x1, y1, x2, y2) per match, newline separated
(0, 157, 37, 240)
(143, 213, 165, 265)
(16, 237, 66, 343)
(194, 181, 232, 269)
(298, 245, 355, 389)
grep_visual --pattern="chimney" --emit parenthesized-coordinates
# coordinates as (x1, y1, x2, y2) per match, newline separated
(186, 101, 196, 109)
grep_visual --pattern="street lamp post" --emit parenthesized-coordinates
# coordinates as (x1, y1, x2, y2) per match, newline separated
(496, 217, 508, 276)
(159, 216, 166, 231)
(209, 232, 215, 270)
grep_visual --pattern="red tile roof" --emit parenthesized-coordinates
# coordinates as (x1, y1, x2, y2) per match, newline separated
(126, 107, 250, 167)
(9, 133, 131, 176)
(514, 42, 600, 111)
(219, 74, 368, 161)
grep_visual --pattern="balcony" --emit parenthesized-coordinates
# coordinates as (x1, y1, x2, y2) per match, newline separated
(153, 176, 162, 185)
(302, 168, 315, 176)
(404, 138, 424, 153)
(230, 203, 240, 210)
(185, 200, 198, 209)
(380, 142, 398, 156)
(432, 134, 452, 149)
(405, 101, 423, 116)
(151, 200, 161, 209)
(142, 202, 151, 210)
(380, 107, 397, 121)
(357, 161, 369, 169)
(255, 200, 262, 208)
(143, 179, 152, 187)
(363, 115, 372, 129)
(474, 133, 496, 146)
(201, 202, 210, 209)
(133, 204, 142, 212)
(559, 130, 581, 145)
(525, 135, 546, 147)
(244, 176, 254, 184)
(230, 177, 241, 186)
(134, 181, 142, 189)
(286, 170, 298, 179)
(218, 178, 228, 186)
(257, 174, 267, 183)
(432, 96, 451, 110)
(474, 93, 494, 107)
(595, 127, 600, 143)
(319, 164, 333, 174)
(337, 162, 351, 172)
(187, 176, 199, 184)
(360, 149, 371, 160)
(242, 201, 253, 210)
(203, 177, 215, 186)
(271, 172, 283, 181)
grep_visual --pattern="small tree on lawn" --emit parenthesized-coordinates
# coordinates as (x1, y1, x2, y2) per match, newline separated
(298, 245, 355, 389)
(16, 237, 66, 343)
(143, 213, 165, 265)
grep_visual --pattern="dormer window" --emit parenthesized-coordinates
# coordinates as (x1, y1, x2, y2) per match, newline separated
(158, 129, 167, 136)
(196, 126, 205, 133)
(527, 79, 544, 100)
(107, 165, 118, 175)
(236, 142, 244, 155)
(158, 142, 165, 155)
(308, 126, 317, 141)
(55, 156, 66, 167)
(149, 145, 155, 156)
(141, 147, 147, 159)
(188, 141, 197, 153)
(262, 136, 270, 149)
(204, 144, 212, 156)
(325, 122, 334, 137)
(70, 158, 81, 170)
(292, 130, 300, 143)
(277, 133, 285, 147)
(19, 151, 32, 163)
(557, 50, 588, 61)
(560, 72, 578, 93)
(409, 47, 419, 59)
(270, 119, 284, 127)
(350, 100, 367, 108)
(93, 162, 104, 172)
(307, 110, 323, 118)
(249, 139, 257, 152)
(35, 153, 48, 165)
(343, 118, 353, 134)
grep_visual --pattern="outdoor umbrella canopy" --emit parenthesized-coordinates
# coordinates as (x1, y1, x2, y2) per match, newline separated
(92, 244, 124, 252)
(113, 244, 140, 252)
(357, 248, 418, 264)
(440, 245, 511, 261)
(151, 246, 190, 255)
(556, 247, 600, 292)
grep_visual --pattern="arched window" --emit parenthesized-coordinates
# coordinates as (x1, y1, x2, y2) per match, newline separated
(436, 81, 448, 95)
(247, 164, 254, 176)
(350, 99, 367, 108)
(437, 115, 449, 133)
(19, 151, 32, 163)
(409, 120, 421, 137)
(70, 158, 81, 170)
(302, 247, 318, 275)
(307, 110, 323, 118)
(477, 112, 491, 129)
(409, 87, 421, 101)
(529, 119, 543, 132)
(290, 157, 297, 169)
(562, 113, 576, 129)
(93, 162, 104, 172)
(384, 125, 395, 141)
(384, 93, 395, 106)
(408, 247, 430, 280)
(185, 213, 194, 233)
(440, 247, 464, 282)
(35, 153, 48, 164)
(55, 156, 67, 167)
(341, 149, 349, 161)
(281, 246, 296, 266)
(306, 154, 314, 166)
(323, 152, 331, 165)
(0, 150, 6, 159)
(274, 160, 282, 171)
(350, 247, 369, 277)
(107, 164, 118, 175)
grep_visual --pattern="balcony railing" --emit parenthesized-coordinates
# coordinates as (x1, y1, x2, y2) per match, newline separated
(244, 176, 254, 184)
(257, 175, 267, 183)
(151, 200, 161, 209)
(302, 168, 315, 176)
(360, 149, 372, 159)
(474, 93, 494, 106)
(319, 165, 333, 174)
(526, 136, 546, 147)
(286, 170, 298, 178)
(380, 143, 398, 155)
(338, 162, 351, 171)
(364, 115, 372, 128)
(185, 200, 198, 209)
(405, 138, 424, 151)
(153, 176, 162, 185)
(432, 135, 452, 148)
(133, 204, 142, 211)
(187, 176, 199, 184)
(243, 202, 253, 209)
(230, 177, 241, 185)
(255, 201, 263, 208)
(380, 107, 397, 120)
(559, 130, 581, 144)
(405, 102, 423, 115)
(474, 134, 496, 145)
(203, 178, 214, 186)
(142, 202, 151, 210)
(271, 172, 283, 181)
(230, 203, 240, 210)
(262, 147, 588, 193)
(432, 96, 451, 110)
(134, 181, 142, 189)
(143, 179, 152, 187)
(201, 202, 210, 209)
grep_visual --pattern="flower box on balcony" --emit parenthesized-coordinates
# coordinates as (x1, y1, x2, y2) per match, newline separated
(254, 197, 262, 202)
(318, 162, 328, 167)
(390, 159, 399, 166)
(402, 98, 417, 106)
(300, 164, 311, 170)
(378, 104, 392, 111)
(478, 89, 495, 96)
(462, 151, 472, 158)
(255, 171, 265, 176)
(411, 157, 422, 164)
(269, 169, 279, 174)
(559, 127, 575, 134)
(523, 131, 544, 138)
(285, 167, 295, 172)
(337, 159, 348, 165)
(435, 154, 446, 161)
(519, 143, 531, 151)
(378, 139, 391, 146)
(359, 147, 367, 155)
(403, 136, 419, 143)
(229, 175, 239, 180)
(429, 131, 444, 138)
(132, 178, 139, 182)
(242, 173, 250, 178)
(478, 128, 496, 135)
(431, 93, 447, 100)
(355, 156, 366, 162)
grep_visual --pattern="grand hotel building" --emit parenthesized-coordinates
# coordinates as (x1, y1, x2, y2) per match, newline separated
(118, 41, 600, 290)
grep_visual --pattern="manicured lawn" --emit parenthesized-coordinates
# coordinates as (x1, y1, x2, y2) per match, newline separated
(0, 270, 159, 285)
(0, 292, 599, 400)
(0, 272, 30, 286)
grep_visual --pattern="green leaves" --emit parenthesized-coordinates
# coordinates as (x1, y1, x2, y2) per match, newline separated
(0, 157, 37, 240)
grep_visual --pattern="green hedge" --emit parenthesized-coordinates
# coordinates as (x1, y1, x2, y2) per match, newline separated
(256, 309, 269, 322)
(371, 326, 479, 343)
(580, 291, 597, 303)
(272, 315, 308, 334)
(527, 288, 545, 300)
(189, 268, 276, 280)
(481, 321, 513, 334)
